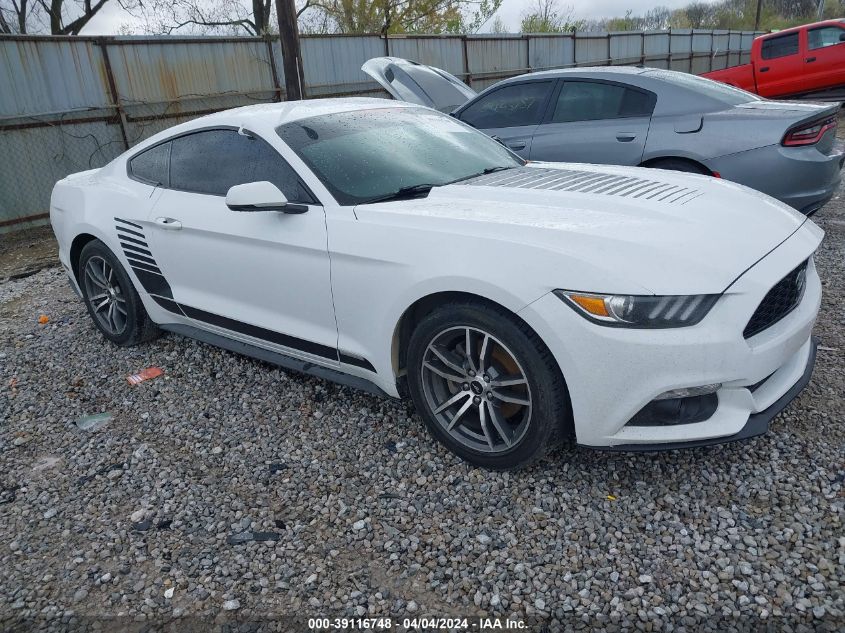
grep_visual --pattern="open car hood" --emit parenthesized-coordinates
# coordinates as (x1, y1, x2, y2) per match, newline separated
(361, 57, 476, 112)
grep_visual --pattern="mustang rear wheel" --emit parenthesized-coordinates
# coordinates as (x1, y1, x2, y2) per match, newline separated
(407, 302, 569, 470)
(79, 239, 160, 346)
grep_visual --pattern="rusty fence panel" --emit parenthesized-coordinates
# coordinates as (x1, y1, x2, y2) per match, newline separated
(0, 30, 761, 232)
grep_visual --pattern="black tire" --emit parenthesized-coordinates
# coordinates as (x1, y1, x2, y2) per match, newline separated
(406, 301, 570, 470)
(78, 239, 160, 346)
(647, 158, 710, 175)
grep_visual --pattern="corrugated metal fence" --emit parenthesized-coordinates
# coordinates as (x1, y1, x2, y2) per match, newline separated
(0, 29, 760, 232)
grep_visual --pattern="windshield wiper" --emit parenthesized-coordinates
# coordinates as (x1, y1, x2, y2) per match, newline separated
(362, 183, 438, 205)
(361, 166, 519, 204)
(481, 166, 515, 175)
(448, 165, 517, 185)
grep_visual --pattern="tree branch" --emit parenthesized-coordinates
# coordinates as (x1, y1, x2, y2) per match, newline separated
(15, 0, 28, 33)
(164, 17, 258, 35)
(0, 7, 12, 33)
(297, 0, 314, 17)
(58, 0, 109, 34)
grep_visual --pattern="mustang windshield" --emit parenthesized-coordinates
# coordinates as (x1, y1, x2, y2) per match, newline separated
(277, 107, 524, 205)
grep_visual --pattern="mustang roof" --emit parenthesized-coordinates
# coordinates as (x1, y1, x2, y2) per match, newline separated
(130, 97, 415, 152)
(199, 97, 413, 127)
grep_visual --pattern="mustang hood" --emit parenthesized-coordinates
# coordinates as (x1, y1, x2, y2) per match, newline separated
(355, 163, 811, 295)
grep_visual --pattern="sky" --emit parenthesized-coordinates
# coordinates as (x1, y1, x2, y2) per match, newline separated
(492, 0, 698, 30)
(84, 0, 706, 35)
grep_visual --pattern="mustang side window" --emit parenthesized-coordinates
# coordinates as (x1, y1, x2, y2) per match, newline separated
(458, 81, 553, 129)
(168, 129, 315, 203)
(551, 82, 655, 123)
(128, 142, 170, 187)
(761, 32, 799, 59)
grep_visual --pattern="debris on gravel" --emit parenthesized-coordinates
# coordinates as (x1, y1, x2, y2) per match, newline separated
(1, 184, 843, 630)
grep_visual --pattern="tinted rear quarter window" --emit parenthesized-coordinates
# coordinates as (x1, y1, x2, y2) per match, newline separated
(808, 26, 845, 50)
(168, 129, 313, 202)
(645, 69, 759, 106)
(761, 32, 799, 59)
(458, 81, 553, 129)
(551, 81, 655, 122)
(129, 142, 170, 186)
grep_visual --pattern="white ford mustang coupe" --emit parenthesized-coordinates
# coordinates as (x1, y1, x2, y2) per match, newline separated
(50, 98, 822, 469)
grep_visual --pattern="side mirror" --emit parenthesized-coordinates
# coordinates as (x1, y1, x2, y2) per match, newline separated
(840, 32, 845, 42)
(226, 181, 297, 213)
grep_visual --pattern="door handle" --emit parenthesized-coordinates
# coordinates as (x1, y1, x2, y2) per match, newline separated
(155, 217, 182, 230)
(759, 66, 770, 72)
(805, 57, 816, 63)
(508, 141, 527, 151)
(616, 133, 637, 142)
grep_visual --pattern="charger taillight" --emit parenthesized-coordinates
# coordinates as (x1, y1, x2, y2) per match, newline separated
(782, 116, 837, 147)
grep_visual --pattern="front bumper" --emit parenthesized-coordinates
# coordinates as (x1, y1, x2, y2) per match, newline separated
(518, 226, 823, 449)
(587, 336, 817, 452)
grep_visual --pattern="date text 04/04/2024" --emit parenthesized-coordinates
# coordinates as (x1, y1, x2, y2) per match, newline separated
(307, 617, 528, 630)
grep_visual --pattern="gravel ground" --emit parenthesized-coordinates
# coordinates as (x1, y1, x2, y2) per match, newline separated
(2, 185, 844, 631)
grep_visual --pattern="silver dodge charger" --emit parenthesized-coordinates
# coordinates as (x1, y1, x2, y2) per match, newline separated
(363, 58, 844, 215)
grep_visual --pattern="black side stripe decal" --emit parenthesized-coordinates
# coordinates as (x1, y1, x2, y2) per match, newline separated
(125, 252, 158, 266)
(154, 297, 377, 372)
(151, 295, 185, 316)
(121, 242, 153, 257)
(119, 235, 148, 247)
(178, 304, 339, 362)
(130, 262, 162, 275)
(114, 215, 377, 373)
(339, 352, 377, 373)
(132, 268, 173, 299)
(116, 227, 146, 240)
(115, 217, 143, 230)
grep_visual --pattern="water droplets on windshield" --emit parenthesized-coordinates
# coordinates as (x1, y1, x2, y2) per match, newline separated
(277, 107, 523, 205)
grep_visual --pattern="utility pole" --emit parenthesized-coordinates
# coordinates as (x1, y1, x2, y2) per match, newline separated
(276, 0, 305, 101)
(754, 0, 762, 31)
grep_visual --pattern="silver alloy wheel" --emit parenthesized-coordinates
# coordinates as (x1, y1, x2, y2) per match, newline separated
(420, 326, 532, 454)
(83, 256, 128, 336)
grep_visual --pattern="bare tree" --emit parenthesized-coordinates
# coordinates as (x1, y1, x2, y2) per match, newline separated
(303, 0, 501, 35)
(641, 6, 672, 29)
(298, 0, 333, 33)
(0, 0, 138, 34)
(1, 0, 35, 33)
(132, 0, 316, 35)
(683, 2, 712, 28)
(131, 0, 494, 36)
(486, 13, 507, 33)
(0, 0, 19, 33)
(520, 0, 583, 33)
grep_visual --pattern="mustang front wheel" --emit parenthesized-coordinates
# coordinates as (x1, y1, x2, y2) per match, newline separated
(407, 302, 570, 469)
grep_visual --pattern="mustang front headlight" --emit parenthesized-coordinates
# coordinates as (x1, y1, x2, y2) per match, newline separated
(554, 290, 719, 328)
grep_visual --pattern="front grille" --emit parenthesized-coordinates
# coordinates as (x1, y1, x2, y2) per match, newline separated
(743, 260, 808, 339)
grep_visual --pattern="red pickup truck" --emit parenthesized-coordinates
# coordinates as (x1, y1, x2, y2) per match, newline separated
(703, 19, 845, 100)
